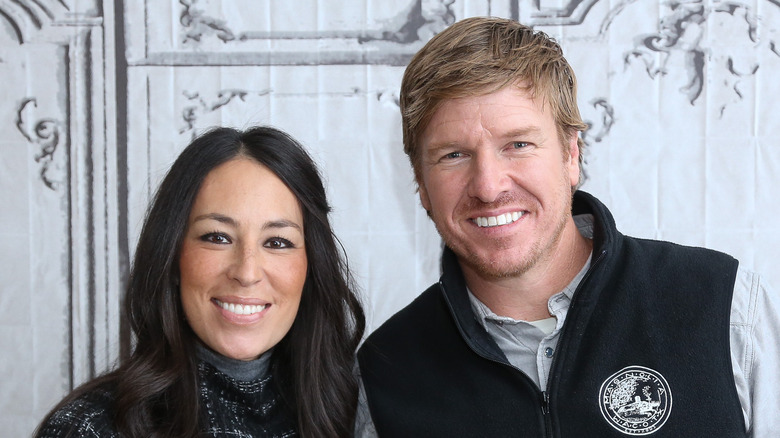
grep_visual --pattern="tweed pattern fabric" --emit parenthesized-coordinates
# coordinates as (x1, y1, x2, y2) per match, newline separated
(36, 360, 296, 437)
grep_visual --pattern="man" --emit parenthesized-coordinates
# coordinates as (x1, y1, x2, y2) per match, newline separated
(356, 16, 779, 437)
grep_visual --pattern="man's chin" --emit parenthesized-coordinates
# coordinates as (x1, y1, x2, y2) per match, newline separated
(456, 249, 534, 280)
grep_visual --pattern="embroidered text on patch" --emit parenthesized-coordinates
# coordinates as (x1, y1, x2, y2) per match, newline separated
(599, 365, 672, 435)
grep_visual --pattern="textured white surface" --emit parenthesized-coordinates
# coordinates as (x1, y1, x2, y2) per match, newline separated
(1, 0, 778, 435)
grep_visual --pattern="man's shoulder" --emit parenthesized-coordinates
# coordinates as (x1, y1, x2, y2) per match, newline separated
(358, 279, 465, 364)
(358, 278, 474, 375)
(365, 282, 445, 341)
(608, 236, 740, 297)
(623, 234, 737, 265)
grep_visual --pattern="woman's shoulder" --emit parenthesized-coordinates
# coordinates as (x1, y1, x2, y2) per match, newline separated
(36, 383, 119, 438)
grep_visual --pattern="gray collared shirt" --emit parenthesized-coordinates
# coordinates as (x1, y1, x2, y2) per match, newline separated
(467, 214, 594, 390)
(467, 252, 590, 390)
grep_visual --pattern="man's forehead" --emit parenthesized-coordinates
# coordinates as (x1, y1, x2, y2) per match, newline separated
(420, 89, 551, 146)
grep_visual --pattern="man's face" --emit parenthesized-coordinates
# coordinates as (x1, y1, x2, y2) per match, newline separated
(417, 84, 580, 280)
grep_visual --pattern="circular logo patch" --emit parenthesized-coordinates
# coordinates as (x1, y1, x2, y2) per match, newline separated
(599, 366, 672, 435)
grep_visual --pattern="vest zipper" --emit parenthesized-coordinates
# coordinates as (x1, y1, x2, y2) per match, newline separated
(540, 249, 608, 437)
(541, 391, 550, 415)
(439, 249, 608, 437)
(541, 391, 552, 436)
(441, 283, 549, 435)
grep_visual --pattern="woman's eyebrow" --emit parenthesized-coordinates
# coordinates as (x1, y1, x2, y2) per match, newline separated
(263, 219, 302, 232)
(192, 213, 237, 226)
(192, 214, 302, 232)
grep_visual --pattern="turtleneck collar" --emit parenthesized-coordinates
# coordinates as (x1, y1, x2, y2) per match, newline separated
(195, 342, 273, 382)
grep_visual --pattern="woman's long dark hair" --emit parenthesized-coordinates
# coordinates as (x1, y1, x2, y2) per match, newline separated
(37, 126, 365, 437)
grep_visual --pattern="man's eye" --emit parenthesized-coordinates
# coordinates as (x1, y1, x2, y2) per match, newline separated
(444, 151, 462, 160)
(512, 142, 529, 149)
(265, 237, 295, 249)
(201, 233, 231, 244)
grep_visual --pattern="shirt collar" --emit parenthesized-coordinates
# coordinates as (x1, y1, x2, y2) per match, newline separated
(468, 213, 595, 324)
(196, 342, 273, 382)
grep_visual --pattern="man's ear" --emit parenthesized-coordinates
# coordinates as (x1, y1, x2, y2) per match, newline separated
(566, 132, 581, 188)
(416, 175, 432, 213)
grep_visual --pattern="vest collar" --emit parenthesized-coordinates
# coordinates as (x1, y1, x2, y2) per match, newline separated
(437, 190, 620, 365)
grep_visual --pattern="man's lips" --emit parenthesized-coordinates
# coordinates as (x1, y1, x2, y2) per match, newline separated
(472, 210, 526, 228)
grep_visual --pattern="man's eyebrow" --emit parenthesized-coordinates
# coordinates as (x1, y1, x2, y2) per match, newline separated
(425, 127, 543, 149)
(500, 127, 542, 139)
(424, 140, 462, 156)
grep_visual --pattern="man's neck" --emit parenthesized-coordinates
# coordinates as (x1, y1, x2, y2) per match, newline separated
(464, 217, 593, 321)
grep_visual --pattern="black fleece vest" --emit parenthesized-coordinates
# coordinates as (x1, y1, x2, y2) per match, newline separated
(358, 191, 746, 437)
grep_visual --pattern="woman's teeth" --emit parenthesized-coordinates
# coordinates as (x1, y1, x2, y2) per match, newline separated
(215, 300, 268, 315)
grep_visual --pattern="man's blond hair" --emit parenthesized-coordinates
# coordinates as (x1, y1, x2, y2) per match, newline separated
(400, 17, 588, 180)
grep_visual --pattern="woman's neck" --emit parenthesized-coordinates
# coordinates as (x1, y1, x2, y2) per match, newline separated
(195, 342, 273, 381)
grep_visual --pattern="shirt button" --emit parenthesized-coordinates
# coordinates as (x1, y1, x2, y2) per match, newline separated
(545, 347, 554, 358)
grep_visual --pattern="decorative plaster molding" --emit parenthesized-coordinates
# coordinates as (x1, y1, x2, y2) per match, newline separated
(138, 0, 456, 65)
(179, 0, 236, 44)
(376, 89, 400, 108)
(622, 0, 767, 107)
(179, 88, 271, 138)
(771, 41, 780, 57)
(530, 0, 601, 25)
(355, 0, 456, 44)
(15, 97, 64, 191)
(0, 0, 70, 43)
(582, 98, 615, 146)
(177, 0, 455, 46)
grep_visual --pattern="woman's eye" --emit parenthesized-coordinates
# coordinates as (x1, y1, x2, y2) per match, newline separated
(201, 233, 231, 244)
(265, 237, 295, 249)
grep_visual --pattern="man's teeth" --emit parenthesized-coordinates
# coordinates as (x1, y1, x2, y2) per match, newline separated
(475, 211, 524, 228)
(216, 300, 268, 315)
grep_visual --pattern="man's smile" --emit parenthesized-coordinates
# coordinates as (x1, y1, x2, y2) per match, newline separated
(472, 211, 526, 228)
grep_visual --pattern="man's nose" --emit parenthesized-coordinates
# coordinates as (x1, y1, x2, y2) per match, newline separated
(466, 153, 511, 203)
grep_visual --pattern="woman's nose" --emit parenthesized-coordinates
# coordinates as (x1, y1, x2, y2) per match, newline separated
(228, 247, 264, 286)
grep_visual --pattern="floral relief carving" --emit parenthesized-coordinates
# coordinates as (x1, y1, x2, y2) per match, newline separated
(616, 0, 775, 111)
(179, 0, 236, 44)
(179, 89, 270, 138)
(176, 0, 455, 47)
(357, 0, 455, 44)
(582, 98, 615, 147)
(16, 97, 64, 190)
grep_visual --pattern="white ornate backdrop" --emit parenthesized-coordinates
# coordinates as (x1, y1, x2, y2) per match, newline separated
(1, 0, 778, 435)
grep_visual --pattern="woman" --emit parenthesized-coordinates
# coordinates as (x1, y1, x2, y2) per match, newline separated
(36, 126, 365, 437)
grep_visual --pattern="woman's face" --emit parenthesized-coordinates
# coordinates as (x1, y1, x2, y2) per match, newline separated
(179, 157, 307, 361)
